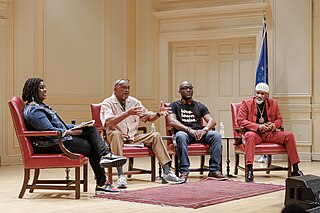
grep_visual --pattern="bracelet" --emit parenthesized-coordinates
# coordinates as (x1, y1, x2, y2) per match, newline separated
(186, 127, 191, 133)
(203, 127, 209, 132)
(157, 112, 161, 117)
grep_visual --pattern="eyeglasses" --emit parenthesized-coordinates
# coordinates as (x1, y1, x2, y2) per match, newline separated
(180, 86, 193, 90)
(115, 79, 130, 87)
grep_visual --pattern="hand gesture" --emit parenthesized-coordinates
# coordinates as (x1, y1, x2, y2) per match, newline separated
(127, 106, 144, 116)
(157, 101, 171, 116)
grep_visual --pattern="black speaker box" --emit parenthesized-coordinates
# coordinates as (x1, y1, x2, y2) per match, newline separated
(285, 174, 320, 211)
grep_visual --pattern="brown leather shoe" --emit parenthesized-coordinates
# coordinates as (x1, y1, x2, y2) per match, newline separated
(208, 171, 228, 180)
(179, 172, 189, 183)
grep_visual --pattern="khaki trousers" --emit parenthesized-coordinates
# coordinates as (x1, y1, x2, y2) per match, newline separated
(107, 130, 171, 166)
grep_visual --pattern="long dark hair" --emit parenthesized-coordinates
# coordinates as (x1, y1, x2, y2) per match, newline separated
(22, 77, 43, 103)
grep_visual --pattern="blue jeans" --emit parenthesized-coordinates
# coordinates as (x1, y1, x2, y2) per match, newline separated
(175, 130, 221, 174)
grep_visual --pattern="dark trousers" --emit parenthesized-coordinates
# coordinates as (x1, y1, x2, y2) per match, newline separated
(33, 126, 108, 186)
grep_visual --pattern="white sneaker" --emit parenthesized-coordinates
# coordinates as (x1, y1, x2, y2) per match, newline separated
(256, 155, 268, 163)
(163, 172, 185, 184)
(95, 184, 120, 195)
(100, 153, 127, 168)
(117, 175, 127, 189)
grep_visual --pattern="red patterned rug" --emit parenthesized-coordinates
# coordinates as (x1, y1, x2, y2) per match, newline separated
(95, 178, 285, 209)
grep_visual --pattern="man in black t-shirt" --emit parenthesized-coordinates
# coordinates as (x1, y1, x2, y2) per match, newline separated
(169, 81, 227, 182)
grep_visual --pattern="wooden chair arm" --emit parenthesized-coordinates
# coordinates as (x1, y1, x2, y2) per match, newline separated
(234, 126, 245, 134)
(56, 132, 81, 159)
(21, 131, 61, 137)
(22, 130, 80, 159)
(170, 127, 177, 147)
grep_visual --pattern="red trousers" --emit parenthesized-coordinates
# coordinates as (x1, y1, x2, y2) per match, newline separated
(244, 130, 300, 165)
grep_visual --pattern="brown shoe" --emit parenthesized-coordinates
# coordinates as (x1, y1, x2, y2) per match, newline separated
(179, 172, 189, 183)
(208, 171, 228, 180)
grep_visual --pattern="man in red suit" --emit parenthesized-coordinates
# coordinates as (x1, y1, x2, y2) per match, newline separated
(237, 83, 303, 182)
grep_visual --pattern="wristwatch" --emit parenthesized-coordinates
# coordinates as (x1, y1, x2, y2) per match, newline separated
(157, 112, 161, 117)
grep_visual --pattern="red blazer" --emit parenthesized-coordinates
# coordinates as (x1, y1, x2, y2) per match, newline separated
(237, 97, 283, 132)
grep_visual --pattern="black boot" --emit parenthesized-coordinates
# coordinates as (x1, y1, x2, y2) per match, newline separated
(246, 165, 254, 182)
(291, 163, 304, 176)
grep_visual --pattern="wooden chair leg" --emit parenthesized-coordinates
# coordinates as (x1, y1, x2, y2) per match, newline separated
(244, 155, 247, 177)
(151, 156, 156, 181)
(108, 167, 113, 184)
(287, 156, 292, 177)
(266, 154, 272, 174)
(65, 168, 70, 180)
(174, 155, 179, 176)
(234, 153, 239, 175)
(158, 162, 162, 179)
(127, 157, 134, 178)
(83, 164, 88, 192)
(19, 168, 30, 199)
(220, 145, 223, 173)
(200, 155, 205, 175)
(29, 168, 40, 193)
(75, 167, 80, 199)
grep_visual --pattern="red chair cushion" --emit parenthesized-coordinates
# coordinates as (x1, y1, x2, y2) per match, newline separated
(167, 143, 210, 155)
(24, 154, 88, 169)
(122, 146, 155, 157)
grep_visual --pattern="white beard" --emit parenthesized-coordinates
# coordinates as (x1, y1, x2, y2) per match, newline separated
(256, 99, 264, 105)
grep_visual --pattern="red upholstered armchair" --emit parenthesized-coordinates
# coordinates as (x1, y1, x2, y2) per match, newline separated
(90, 103, 156, 183)
(164, 103, 222, 177)
(230, 102, 291, 177)
(8, 96, 88, 199)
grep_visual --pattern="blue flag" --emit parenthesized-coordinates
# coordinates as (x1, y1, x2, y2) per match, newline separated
(255, 17, 268, 85)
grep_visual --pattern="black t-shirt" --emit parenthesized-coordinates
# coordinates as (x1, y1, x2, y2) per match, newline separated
(169, 100, 210, 131)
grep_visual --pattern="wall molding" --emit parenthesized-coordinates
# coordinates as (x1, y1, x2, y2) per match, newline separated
(312, 152, 320, 161)
(282, 119, 312, 146)
(0, 0, 8, 19)
(0, 18, 9, 166)
(312, 103, 320, 113)
(153, 2, 268, 19)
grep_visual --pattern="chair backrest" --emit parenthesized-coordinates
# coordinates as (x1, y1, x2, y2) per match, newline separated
(8, 96, 34, 162)
(90, 103, 103, 132)
(230, 102, 243, 144)
(164, 103, 173, 137)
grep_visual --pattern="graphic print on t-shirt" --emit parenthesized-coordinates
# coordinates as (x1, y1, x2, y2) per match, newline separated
(181, 109, 197, 123)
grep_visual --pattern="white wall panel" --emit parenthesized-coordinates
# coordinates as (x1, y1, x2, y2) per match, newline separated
(274, 0, 311, 96)
(136, 0, 154, 98)
(194, 62, 209, 97)
(44, 0, 104, 97)
(109, 0, 127, 86)
(218, 60, 233, 97)
(239, 59, 255, 97)
(14, 0, 36, 95)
